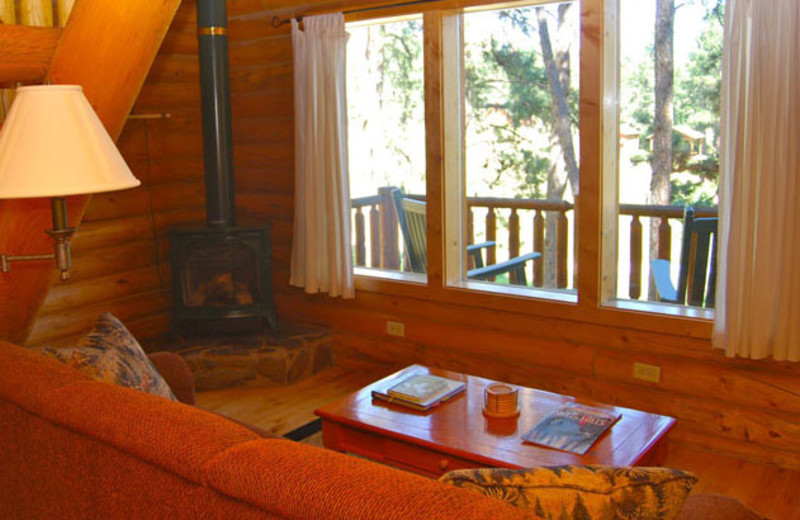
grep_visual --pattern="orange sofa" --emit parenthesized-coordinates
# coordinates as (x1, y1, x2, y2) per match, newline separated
(0, 339, 764, 519)
(0, 340, 537, 520)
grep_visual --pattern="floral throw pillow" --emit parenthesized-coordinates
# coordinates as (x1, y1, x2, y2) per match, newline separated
(440, 464, 697, 520)
(39, 312, 177, 401)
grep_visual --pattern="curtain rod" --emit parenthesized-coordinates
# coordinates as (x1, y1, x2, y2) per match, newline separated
(270, 0, 437, 28)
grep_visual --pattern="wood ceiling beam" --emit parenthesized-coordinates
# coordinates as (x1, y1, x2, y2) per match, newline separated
(0, 0, 182, 343)
(0, 25, 61, 86)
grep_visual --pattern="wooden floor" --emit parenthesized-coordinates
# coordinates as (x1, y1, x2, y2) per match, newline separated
(197, 365, 799, 520)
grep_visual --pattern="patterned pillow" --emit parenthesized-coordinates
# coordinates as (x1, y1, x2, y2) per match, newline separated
(39, 312, 177, 401)
(440, 464, 697, 520)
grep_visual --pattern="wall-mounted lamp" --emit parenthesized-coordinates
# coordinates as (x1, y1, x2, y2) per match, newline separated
(0, 85, 140, 281)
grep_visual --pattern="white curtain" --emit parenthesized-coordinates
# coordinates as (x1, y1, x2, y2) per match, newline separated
(289, 14, 354, 298)
(714, 0, 800, 361)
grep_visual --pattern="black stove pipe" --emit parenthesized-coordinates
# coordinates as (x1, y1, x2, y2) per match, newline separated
(197, 0, 236, 228)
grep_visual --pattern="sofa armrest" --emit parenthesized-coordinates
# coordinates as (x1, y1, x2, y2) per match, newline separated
(677, 493, 766, 520)
(147, 351, 196, 405)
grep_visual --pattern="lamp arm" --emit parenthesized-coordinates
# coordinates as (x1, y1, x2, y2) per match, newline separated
(0, 197, 76, 281)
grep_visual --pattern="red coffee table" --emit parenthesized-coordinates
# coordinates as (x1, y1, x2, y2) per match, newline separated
(315, 364, 675, 477)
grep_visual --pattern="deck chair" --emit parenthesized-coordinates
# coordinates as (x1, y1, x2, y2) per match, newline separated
(391, 189, 540, 285)
(651, 206, 718, 307)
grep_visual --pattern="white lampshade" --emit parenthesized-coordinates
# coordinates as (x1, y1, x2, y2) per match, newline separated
(0, 85, 140, 198)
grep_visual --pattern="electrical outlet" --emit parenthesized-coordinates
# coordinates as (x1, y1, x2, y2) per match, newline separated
(386, 321, 405, 337)
(633, 362, 661, 383)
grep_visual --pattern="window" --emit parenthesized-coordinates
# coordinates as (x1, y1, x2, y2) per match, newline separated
(344, 0, 724, 332)
(346, 16, 425, 278)
(604, 0, 724, 311)
(445, 1, 579, 296)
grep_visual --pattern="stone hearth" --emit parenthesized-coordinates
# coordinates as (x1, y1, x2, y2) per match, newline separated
(176, 323, 332, 391)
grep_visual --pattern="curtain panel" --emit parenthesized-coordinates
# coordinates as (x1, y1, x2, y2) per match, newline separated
(714, 0, 800, 361)
(289, 14, 354, 299)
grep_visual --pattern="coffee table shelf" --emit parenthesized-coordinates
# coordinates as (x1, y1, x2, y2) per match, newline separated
(315, 365, 675, 478)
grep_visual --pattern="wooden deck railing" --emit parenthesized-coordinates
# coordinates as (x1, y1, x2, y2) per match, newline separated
(351, 187, 717, 299)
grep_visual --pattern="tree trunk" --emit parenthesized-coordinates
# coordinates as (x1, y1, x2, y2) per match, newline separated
(537, 6, 578, 196)
(649, 0, 674, 299)
(539, 5, 576, 287)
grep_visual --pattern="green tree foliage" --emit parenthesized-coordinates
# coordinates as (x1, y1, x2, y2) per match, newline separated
(379, 20, 424, 126)
(464, 5, 578, 200)
(620, 0, 724, 208)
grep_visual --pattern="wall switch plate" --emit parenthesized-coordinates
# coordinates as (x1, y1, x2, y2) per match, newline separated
(633, 362, 661, 383)
(386, 321, 405, 337)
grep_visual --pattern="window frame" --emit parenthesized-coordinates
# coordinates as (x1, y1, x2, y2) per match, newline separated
(349, 0, 714, 341)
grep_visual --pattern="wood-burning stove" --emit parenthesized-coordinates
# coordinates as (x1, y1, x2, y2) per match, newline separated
(169, 0, 276, 333)
(170, 226, 276, 332)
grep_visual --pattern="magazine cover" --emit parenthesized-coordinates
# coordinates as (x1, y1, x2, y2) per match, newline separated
(523, 403, 621, 455)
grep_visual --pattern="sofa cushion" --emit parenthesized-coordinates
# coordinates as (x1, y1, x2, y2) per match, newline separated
(440, 464, 697, 520)
(39, 312, 176, 401)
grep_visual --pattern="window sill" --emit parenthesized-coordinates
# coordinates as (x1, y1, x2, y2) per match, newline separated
(447, 279, 578, 305)
(354, 267, 426, 285)
(605, 299, 714, 321)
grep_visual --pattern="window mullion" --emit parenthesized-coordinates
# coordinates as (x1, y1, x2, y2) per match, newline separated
(577, 0, 605, 310)
(423, 10, 445, 288)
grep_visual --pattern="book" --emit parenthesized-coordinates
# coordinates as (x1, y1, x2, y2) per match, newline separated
(372, 375, 466, 412)
(387, 374, 448, 403)
(522, 403, 621, 455)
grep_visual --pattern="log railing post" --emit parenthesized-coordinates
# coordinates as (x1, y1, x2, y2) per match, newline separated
(629, 215, 643, 299)
(466, 206, 475, 269)
(658, 216, 671, 260)
(557, 210, 568, 289)
(508, 208, 520, 284)
(369, 204, 380, 268)
(354, 208, 365, 267)
(533, 210, 545, 287)
(378, 187, 399, 270)
(485, 207, 497, 274)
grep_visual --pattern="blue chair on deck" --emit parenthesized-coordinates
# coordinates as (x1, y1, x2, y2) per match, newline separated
(651, 206, 718, 308)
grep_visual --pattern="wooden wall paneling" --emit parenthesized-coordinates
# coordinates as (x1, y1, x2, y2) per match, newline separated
(158, 29, 199, 56)
(228, 13, 289, 42)
(70, 215, 155, 251)
(332, 329, 426, 369)
(146, 54, 201, 84)
(26, 289, 170, 346)
(233, 115, 293, 143)
(61, 240, 161, 282)
(235, 193, 293, 220)
(230, 64, 293, 93)
(231, 91, 294, 118)
(149, 180, 207, 213)
(0, 25, 60, 85)
(147, 156, 205, 183)
(232, 142, 293, 170)
(229, 36, 292, 68)
(153, 208, 207, 234)
(82, 190, 153, 222)
(39, 266, 165, 316)
(236, 168, 294, 195)
(593, 348, 800, 415)
(135, 82, 202, 111)
(227, 0, 266, 18)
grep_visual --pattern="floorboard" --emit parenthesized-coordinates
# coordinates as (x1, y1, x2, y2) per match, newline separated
(196, 364, 798, 520)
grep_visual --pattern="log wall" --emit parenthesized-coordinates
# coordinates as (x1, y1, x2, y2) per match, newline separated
(18, 0, 800, 472)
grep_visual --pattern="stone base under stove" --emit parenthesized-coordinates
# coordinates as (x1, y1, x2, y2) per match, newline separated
(175, 322, 332, 391)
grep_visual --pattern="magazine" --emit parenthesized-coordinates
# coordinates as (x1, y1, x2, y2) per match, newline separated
(523, 403, 621, 455)
(372, 375, 466, 412)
